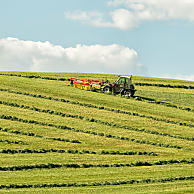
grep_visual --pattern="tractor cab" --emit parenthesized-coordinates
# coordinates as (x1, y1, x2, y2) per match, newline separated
(114, 76, 132, 92)
(103, 75, 136, 97)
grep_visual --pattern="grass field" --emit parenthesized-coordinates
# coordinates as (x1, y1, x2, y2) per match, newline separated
(0, 72, 193, 193)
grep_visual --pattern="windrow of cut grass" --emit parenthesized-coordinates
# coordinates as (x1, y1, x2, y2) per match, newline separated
(0, 72, 193, 193)
(0, 118, 170, 154)
(134, 95, 194, 112)
(0, 164, 193, 189)
(0, 148, 157, 156)
(0, 91, 193, 150)
(1, 72, 194, 88)
(1, 153, 165, 168)
(0, 87, 194, 136)
(0, 158, 193, 171)
(0, 113, 185, 150)
(0, 75, 193, 126)
(0, 98, 193, 143)
(1, 176, 193, 190)
(4, 181, 194, 194)
(0, 138, 27, 145)
(135, 86, 194, 108)
(0, 94, 193, 151)
(0, 126, 81, 144)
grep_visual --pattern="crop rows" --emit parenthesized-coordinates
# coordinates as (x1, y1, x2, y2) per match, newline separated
(1, 73, 194, 89)
(0, 114, 184, 149)
(0, 149, 157, 156)
(4, 72, 193, 114)
(0, 72, 193, 192)
(0, 158, 194, 171)
(0, 73, 69, 81)
(0, 99, 193, 142)
(135, 82, 194, 89)
(0, 126, 81, 144)
(134, 96, 194, 112)
(66, 84, 194, 113)
(0, 88, 193, 129)
(0, 176, 193, 190)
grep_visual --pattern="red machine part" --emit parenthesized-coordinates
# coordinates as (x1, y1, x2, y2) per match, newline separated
(71, 78, 104, 86)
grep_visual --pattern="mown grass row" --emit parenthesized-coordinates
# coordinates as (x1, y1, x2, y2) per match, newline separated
(0, 73, 69, 81)
(1, 88, 193, 128)
(66, 84, 194, 112)
(135, 96, 194, 112)
(0, 126, 81, 144)
(0, 114, 184, 150)
(0, 176, 193, 190)
(135, 82, 194, 89)
(0, 73, 194, 89)
(0, 139, 27, 145)
(1, 100, 193, 142)
(0, 158, 193, 171)
(0, 148, 157, 156)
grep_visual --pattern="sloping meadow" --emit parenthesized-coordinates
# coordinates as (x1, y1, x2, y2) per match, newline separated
(0, 72, 193, 193)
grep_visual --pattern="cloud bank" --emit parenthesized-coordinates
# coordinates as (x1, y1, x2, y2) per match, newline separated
(65, 0, 194, 30)
(0, 37, 145, 75)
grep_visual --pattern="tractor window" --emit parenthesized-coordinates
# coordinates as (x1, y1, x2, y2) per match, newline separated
(117, 78, 125, 84)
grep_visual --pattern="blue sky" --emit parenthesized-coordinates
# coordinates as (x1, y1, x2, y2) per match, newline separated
(0, 0, 194, 80)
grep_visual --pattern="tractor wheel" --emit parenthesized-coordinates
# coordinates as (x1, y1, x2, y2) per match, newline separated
(126, 90, 135, 97)
(103, 86, 111, 94)
(120, 89, 126, 96)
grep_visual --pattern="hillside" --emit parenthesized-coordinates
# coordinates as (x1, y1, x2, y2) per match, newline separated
(0, 72, 194, 193)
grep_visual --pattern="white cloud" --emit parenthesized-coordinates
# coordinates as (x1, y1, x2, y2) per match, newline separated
(0, 37, 145, 75)
(65, 11, 113, 28)
(65, 0, 194, 30)
(160, 74, 194, 81)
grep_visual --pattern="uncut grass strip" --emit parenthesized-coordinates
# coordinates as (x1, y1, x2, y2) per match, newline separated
(0, 176, 193, 189)
(134, 96, 194, 113)
(0, 100, 193, 142)
(0, 114, 185, 150)
(0, 158, 193, 171)
(0, 149, 157, 156)
(0, 127, 81, 144)
(1, 87, 194, 128)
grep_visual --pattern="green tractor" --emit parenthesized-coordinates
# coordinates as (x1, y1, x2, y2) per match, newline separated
(103, 76, 136, 97)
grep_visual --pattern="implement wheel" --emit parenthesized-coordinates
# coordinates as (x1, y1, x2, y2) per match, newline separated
(103, 86, 111, 94)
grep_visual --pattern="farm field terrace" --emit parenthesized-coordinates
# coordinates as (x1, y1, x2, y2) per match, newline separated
(0, 72, 193, 193)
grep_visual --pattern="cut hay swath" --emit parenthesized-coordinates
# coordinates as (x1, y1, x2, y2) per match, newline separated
(0, 72, 193, 193)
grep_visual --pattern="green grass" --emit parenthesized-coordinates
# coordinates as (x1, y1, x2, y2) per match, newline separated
(0, 72, 193, 193)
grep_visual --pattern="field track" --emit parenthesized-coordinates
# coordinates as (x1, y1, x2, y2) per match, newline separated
(0, 72, 193, 193)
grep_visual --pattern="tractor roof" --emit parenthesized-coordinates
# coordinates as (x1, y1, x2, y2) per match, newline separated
(119, 76, 132, 79)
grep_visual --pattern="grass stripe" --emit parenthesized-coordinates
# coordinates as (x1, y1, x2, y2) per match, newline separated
(0, 126, 81, 144)
(0, 148, 157, 156)
(0, 99, 193, 142)
(0, 73, 194, 89)
(0, 87, 194, 129)
(135, 82, 194, 89)
(0, 158, 193, 171)
(0, 114, 184, 150)
(0, 176, 193, 189)
(0, 139, 27, 145)
(134, 96, 194, 112)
